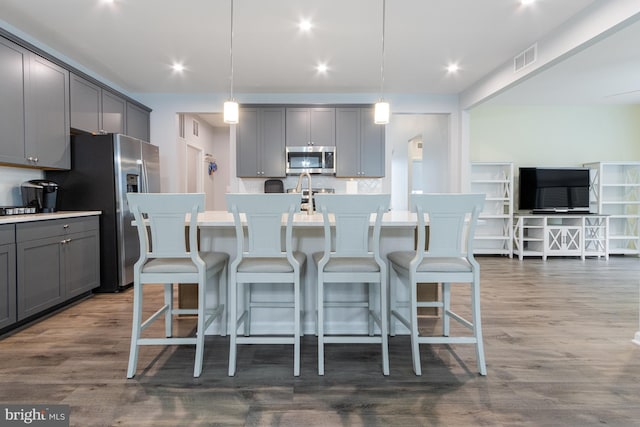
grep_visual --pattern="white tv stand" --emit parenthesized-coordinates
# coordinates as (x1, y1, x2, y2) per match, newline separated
(513, 213, 609, 260)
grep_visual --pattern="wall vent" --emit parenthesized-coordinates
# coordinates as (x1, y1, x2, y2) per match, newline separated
(514, 44, 537, 72)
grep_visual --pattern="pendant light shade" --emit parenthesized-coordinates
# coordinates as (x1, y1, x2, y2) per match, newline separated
(375, 0, 390, 125)
(224, 100, 239, 124)
(374, 101, 390, 124)
(223, 0, 238, 124)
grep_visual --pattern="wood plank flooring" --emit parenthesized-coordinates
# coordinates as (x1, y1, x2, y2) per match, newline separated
(1, 256, 640, 426)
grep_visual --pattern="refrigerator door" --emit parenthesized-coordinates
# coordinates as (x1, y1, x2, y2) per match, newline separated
(114, 134, 142, 288)
(141, 141, 161, 193)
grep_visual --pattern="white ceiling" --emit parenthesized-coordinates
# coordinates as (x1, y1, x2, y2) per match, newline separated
(1, 0, 638, 106)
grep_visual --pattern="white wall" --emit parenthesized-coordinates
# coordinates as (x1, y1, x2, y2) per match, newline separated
(388, 114, 450, 210)
(177, 113, 230, 210)
(0, 167, 43, 206)
(470, 104, 640, 166)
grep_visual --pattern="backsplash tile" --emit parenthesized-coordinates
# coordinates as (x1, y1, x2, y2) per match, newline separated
(0, 166, 43, 206)
(239, 176, 382, 194)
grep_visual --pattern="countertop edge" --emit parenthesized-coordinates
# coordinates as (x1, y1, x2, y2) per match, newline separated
(0, 211, 102, 225)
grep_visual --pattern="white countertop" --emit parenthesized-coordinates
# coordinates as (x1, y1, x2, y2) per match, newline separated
(197, 210, 417, 227)
(0, 211, 101, 225)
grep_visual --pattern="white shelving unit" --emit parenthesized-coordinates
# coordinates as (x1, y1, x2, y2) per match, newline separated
(513, 214, 608, 260)
(583, 162, 640, 256)
(470, 162, 514, 257)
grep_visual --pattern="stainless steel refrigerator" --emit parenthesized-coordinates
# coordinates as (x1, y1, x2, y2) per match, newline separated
(47, 133, 160, 292)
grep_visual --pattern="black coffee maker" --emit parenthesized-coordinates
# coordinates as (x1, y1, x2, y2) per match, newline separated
(21, 179, 59, 213)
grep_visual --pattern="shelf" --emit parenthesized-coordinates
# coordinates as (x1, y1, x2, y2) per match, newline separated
(471, 179, 510, 184)
(475, 235, 510, 240)
(471, 162, 514, 257)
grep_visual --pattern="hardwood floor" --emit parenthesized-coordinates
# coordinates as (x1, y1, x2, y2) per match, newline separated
(1, 256, 640, 426)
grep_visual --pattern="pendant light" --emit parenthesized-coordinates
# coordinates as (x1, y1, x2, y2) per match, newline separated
(223, 0, 239, 124)
(374, 0, 389, 124)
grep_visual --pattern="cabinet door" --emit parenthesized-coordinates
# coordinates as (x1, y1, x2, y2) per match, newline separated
(0, 224, 16, 330)
(546, 226, 581, 255)
(236, 108, 260, 177)
(16, 236, 65, 321)
(286, 107, 335, 147)
(102, 90, 126, 134)
(0, 37, 27, 165)
(309, 108, 335, 147)
(126, 102, 150, 141)
(260, 108, 286, 177)
(335, 108, 360, 177)
(25, 54, 70, 169)
(286, 108, 310, 146)
(359, 108, 385, 177)
(70, 73, 101, 132)
(64, 230, 100, 297)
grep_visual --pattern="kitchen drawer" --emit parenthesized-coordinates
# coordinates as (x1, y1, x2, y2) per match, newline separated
(0, 224, 15, 245)
(16, 216, 99, 242)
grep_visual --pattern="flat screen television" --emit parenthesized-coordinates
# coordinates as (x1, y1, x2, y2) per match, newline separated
(518, 167, 590, 213)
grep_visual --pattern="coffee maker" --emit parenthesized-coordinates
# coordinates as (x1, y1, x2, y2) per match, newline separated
(21, 179, 59, 213)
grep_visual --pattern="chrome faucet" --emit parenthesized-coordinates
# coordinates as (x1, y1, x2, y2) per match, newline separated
(295, 171, 314, 215)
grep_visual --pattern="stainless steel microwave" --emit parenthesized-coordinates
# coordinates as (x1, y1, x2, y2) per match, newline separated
(286, 146, 336, 175)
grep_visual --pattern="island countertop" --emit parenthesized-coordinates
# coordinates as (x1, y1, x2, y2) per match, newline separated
(196, 210, 417, 227)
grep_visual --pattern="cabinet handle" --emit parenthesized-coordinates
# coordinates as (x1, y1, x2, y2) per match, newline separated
(63, 224, 69, 229)
(27, 156, 39, 163)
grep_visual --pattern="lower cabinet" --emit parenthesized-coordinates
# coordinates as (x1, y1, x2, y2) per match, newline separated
(0, 225, 16, 330)
(15, 216, 100, 322)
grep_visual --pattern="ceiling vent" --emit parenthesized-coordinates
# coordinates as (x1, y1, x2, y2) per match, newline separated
(514, 44, 537, 72)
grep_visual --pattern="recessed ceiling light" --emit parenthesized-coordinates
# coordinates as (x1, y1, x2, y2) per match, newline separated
(316, 63, 328, 74)
(521, 0, 536, 5)
(446, 63, 459, 74)
(299, 19, 312, 32)
(172, 63, 185, 73)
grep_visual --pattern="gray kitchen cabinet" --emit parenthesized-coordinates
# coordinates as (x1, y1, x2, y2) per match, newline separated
(126, 102, 151, 141)
(102, 90, 126, 134)
(237, 107, 286, 177)
(70, 73, 126, 134)
(0, 37, 27, 166)
(0, 225, 16, 330)
(286, 107, 335, 147)
(16, 216, 100, 321)
(70, 73, 101, 132)
(25, 54, 70, 169)
(0, 35, 70, 169)
(336, 107, 385, 177)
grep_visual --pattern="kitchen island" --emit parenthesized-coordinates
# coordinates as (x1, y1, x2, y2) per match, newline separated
(196, 210, 418, 336)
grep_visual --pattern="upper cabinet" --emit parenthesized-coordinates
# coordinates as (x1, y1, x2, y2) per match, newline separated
(126, 102, 151, 142)
(1, 31, 153, 170)
(335, 107, 385, 177)
(26, 54, 70, 169)
(237, 107, 286, 178)
(286, 107, 335, 147)
(0, 37, 28, 166)
(70, 73, 126, 134)
(0, 37, 70, 170)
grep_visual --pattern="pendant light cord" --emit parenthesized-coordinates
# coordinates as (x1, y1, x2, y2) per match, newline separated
(379, 0, 386, 100)
(229, 0, 234, 100)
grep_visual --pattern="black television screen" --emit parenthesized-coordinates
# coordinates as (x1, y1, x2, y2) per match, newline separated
(519, 167, 590, 213)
